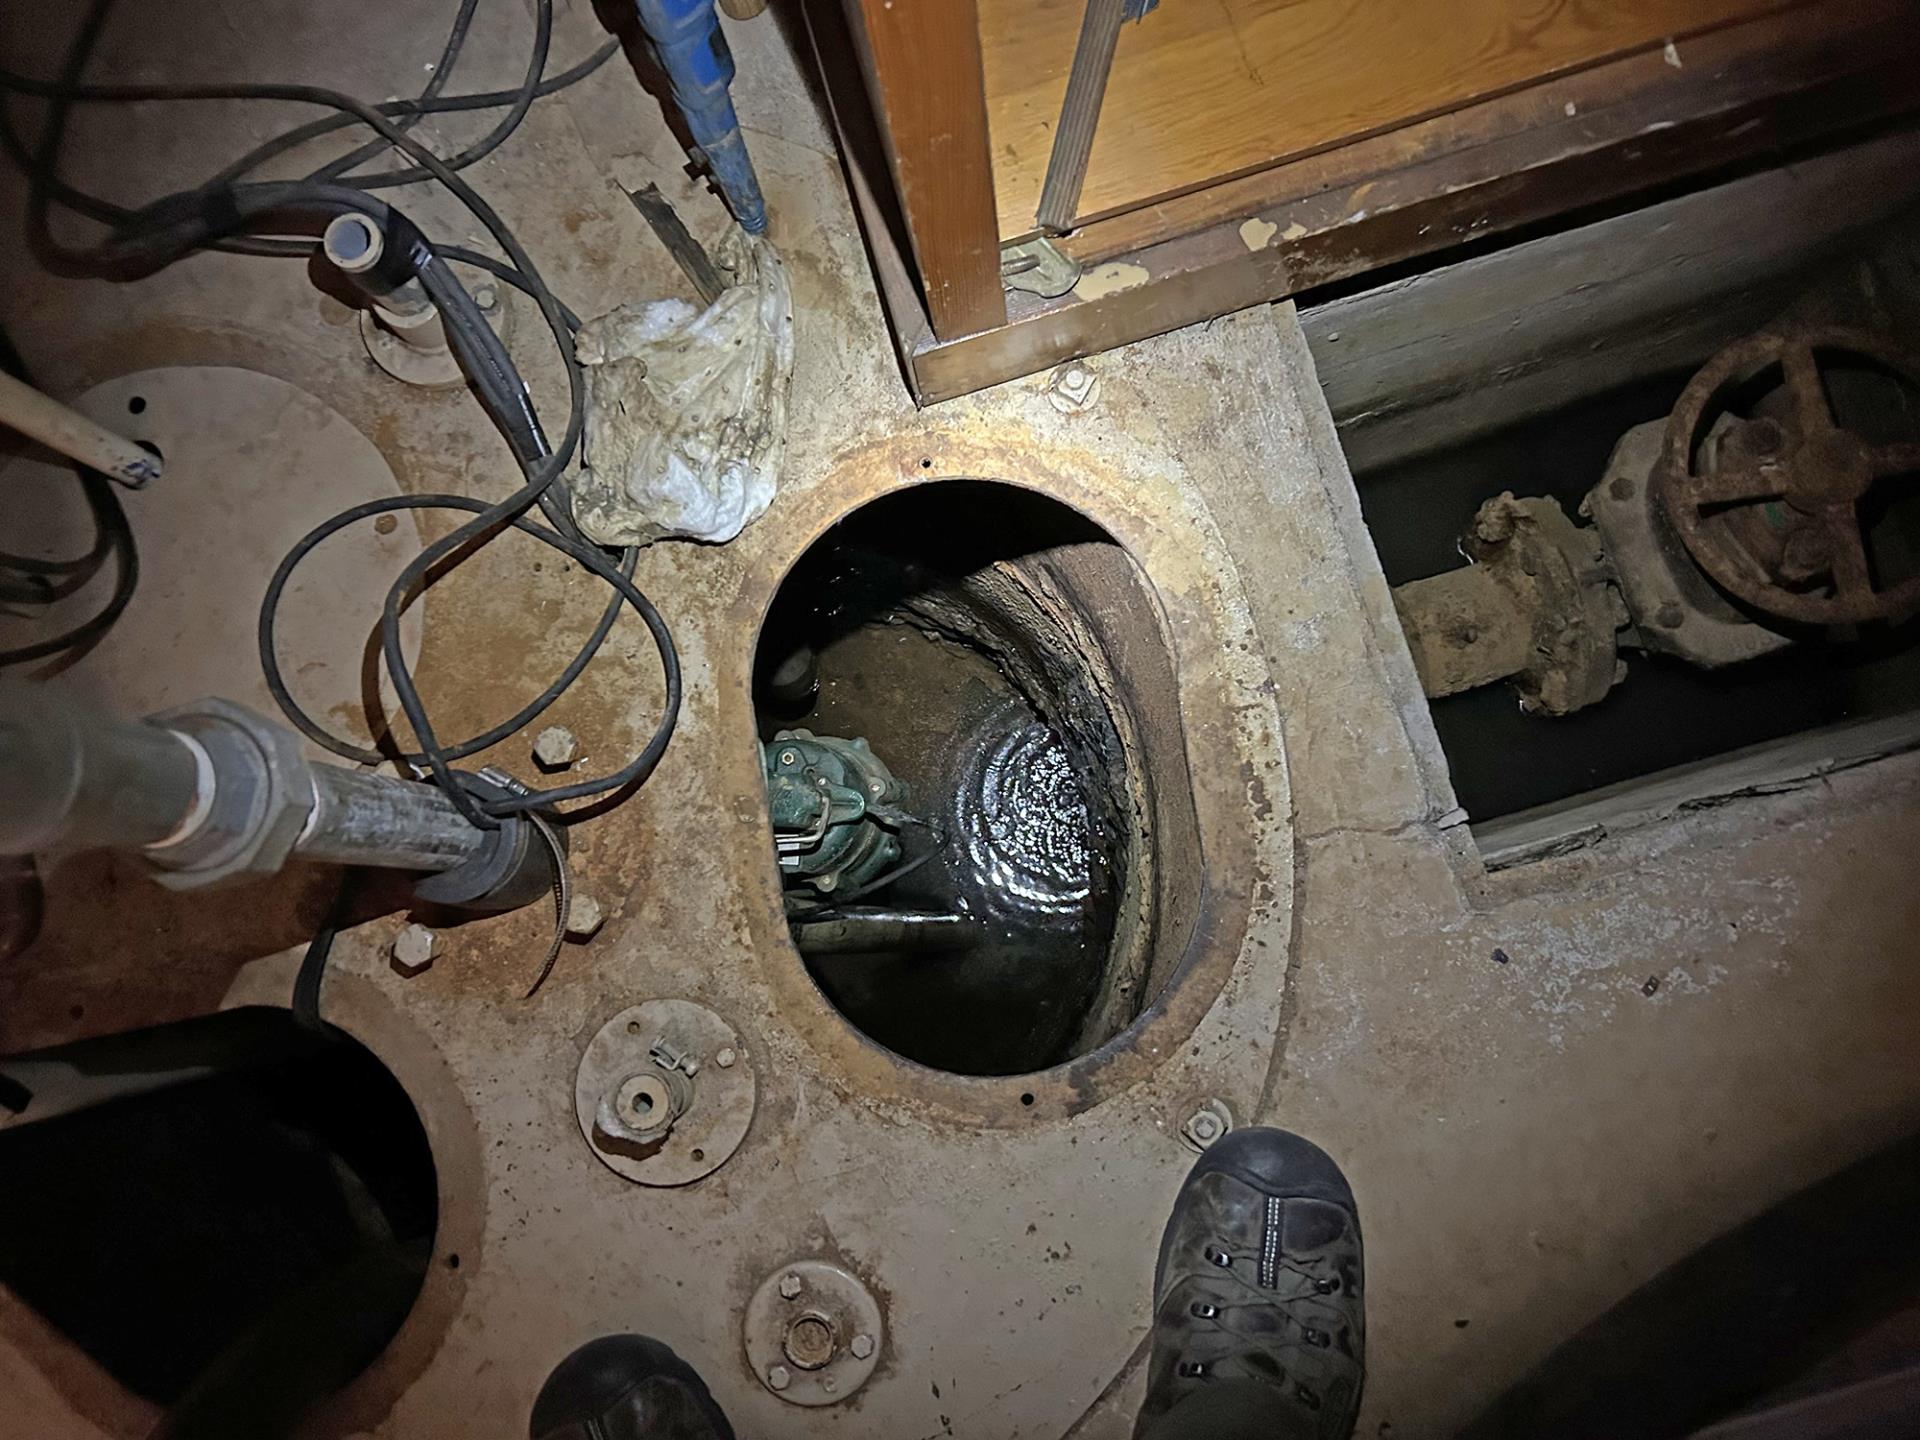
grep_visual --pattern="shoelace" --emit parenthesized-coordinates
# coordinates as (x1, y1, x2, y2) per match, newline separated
(1167, 1238, 1354, 1387)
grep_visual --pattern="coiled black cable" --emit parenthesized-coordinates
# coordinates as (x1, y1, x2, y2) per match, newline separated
(0, 0, 679, 824)
(0, 324, 139, 669)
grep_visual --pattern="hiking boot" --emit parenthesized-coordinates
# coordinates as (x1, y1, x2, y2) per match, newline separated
(529, 1335, 736, 1440)
(1134, 1127, 1365, 1440)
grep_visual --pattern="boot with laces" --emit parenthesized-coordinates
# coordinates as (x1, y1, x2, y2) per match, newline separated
(1133, 1127, 1365, 1440)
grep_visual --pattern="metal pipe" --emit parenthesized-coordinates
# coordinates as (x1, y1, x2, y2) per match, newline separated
(791, 908, 976, 956)
(321, 211, 434, 317)
(300, 764, 490, 871)
(1035, 0, 1128, 235)
(0, 369, 164, 489)
(0, 682, 514, 895)
(1391, 564, 1534, 698)
(0, 680, 204, 855)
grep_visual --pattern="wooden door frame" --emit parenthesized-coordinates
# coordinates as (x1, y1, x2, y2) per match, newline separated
(808, 0, 1920, 404)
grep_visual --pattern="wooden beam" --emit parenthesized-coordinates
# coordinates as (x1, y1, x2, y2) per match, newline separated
(844, 0, 1920, 402)
(839, 0, 1007, 340)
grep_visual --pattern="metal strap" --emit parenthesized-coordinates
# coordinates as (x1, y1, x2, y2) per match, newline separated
(1033, 0, 1159, 234)
(521, 811, 572, 999)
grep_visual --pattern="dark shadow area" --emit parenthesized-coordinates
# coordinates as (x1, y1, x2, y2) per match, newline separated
(1459, 1131, 1920, 1440)
(0, 1008, 436, 1438)
(794, 0, 931, 342)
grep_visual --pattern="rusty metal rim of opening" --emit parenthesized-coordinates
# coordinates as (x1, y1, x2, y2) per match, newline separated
(741, 464, 1274, 1130)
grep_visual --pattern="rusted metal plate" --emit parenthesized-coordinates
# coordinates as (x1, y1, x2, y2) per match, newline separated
(742, 1258, 884, 1406)
(178, 392, 1297, 1439)
(574, 999, 758, 1186)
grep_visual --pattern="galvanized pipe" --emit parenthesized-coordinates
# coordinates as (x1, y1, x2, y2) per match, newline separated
(790, 908, 977, 956)
(1, 681, 493, 886)
(300, 764, 490, 871)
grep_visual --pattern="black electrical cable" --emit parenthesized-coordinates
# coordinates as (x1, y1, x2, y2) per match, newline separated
(291, 871, 359, 1034)
(316, 0, 550, 192)
(0, 466, 139, 668)
(0, 2, 619, 191)
(1, 0, 680, 825)
(306, 0, 481, 184)
(0, 0, 603, 323)
(199, 35, 619, 191)
(0, 324, 140, 669)
(258, 497, 672, 787)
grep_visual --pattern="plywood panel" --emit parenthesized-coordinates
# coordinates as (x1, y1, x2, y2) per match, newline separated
(978, 0, 1799, 239)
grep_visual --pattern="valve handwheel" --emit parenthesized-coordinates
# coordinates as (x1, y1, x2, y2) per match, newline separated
(1656, 328, 1920, 627)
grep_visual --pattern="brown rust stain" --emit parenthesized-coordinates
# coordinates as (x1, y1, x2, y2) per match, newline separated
(713, 425, 1277, 1130)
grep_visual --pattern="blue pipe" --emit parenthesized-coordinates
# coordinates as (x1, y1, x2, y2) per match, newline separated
(633, 0, 768, 235)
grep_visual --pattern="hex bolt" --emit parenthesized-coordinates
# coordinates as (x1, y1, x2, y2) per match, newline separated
(766, 1364, 791, 1392)
(472, 282, 501, 313)
(391, 922, 440, 975)
(849, 1333, 875, 1360)
(1046, 362, 1098, 412)
(714, 1047, 738, 1069)
(566, 893, 605, 939)
(1181, 1101, 1233, 1151)
(778, 1272, 803, 1300)
(533, 725, 580, 770)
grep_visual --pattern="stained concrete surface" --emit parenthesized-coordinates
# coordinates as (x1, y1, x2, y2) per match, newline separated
(3, 1, 1920, 1437)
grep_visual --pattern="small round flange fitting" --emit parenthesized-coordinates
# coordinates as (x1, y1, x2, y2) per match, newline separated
(744, 1259, 883, 1406)
(358, 306, 465, 388)
(575, 1000, 756, 1186)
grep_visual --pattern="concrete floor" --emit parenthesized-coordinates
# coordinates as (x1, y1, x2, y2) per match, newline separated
(4, 2, 1920, 1437)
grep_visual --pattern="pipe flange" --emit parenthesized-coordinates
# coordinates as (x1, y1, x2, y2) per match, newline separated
(745, 1259, 884, 1406)
(358, 306, 464, 389)
(144, 697, 314, 888)
(574, 1000, 755, 1185)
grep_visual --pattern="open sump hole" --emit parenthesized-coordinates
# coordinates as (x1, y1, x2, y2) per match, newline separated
(0, 1008, 437, 1429)
(755, 481, 1200, 1077)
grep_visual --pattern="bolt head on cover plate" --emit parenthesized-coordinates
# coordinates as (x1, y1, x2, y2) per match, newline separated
(1179, 1097, 1235, 1153)
(574, 999, 755, 1186)
(745, 1258, 884, 1406)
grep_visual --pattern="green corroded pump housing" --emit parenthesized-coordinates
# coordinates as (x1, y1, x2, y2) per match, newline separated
(764, 730, 909, 899)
